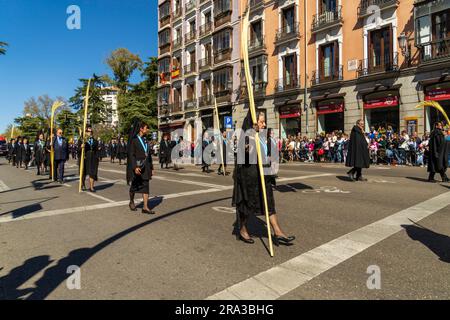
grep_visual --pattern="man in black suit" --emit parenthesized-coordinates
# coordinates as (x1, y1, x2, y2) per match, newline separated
(53, 128, 69, 183)
(14, 137, 23, 168)
(159, 134, 171, 169)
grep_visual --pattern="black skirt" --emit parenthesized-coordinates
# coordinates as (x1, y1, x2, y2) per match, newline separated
(130, 174, 149, 194)
(232, 164, 276, 217)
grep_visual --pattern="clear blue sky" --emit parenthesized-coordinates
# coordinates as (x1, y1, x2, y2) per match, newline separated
(0, 0, 157, 133)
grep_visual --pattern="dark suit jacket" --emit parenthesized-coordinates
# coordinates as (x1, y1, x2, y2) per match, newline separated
(21, 144, 32, 162)
(53, 136, 69, 161)
(130, 136, 153, 180)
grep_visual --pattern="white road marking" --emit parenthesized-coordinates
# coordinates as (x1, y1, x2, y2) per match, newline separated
(277, 173, 333, 182)
(207, 191, 450, 300)
(0, 180, 11, 192)
(82, 191, 115, 203)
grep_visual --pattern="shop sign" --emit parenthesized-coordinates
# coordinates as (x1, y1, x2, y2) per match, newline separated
(364, 96, 399, 109)
(425, 87, 450, 101)
(316, 101, 344, 115)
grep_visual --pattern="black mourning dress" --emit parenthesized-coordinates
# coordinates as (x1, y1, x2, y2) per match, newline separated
(232, 115, 276, 218)
(78, 138, 99, 181)
(129, 136, 153, 194)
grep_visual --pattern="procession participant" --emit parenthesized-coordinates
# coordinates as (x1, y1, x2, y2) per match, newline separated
(201, 132, 211, 173)
(52, 128, 69, 183)
(159, 134, 171, 169)
(15, 137, 23, 168)
(21, 137, 32, 170)
(34, 133, 46, 175)
(217, 130, 230, 176)
(98, 138, 107, 162)
(110, 139, 118, 163)
(8, 138, 16, 166)
(44, 136, 51, 176)
(79, 126, 100, 192)
(128, 120, 155, 214)
(232, 111, 295, 246)
(345, 119, 370, 182)
(117, 137, 127, 165)
(428, 121, 449, 183)
(173, 136, 184, 171)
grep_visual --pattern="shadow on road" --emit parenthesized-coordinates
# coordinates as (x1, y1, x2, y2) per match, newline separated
(402, 223, 450, 263)
(0, 197, 57, 218)
(336, 175, 354, 182)
(93, 183, 114, 192)
(0, 196, 232, 300)
(274, 182, 313, 193)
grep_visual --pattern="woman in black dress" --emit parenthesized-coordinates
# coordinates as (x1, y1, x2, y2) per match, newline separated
(34, 133, 46, 175)
(79, 127, 100, 192)
(232, 111, 295, 246)
(118, 137, 127, 165)
(128, 121, 154, 215)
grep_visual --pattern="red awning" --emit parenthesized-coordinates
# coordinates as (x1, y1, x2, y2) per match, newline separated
(364, 96, 399, 109)
(280, 112, 301, 119)
(425, 88, 450, 101)
(317, 101, 344, 115)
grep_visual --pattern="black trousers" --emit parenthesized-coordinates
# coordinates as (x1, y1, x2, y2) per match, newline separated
(429, 170, 448, 181)
(55, 160, 65, 182)
(348, 167, 362, 178)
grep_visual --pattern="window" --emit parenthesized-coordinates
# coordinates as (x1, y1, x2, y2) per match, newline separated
(213, 29, 231, 52)
(369, 25, 393, 70)
(159, 58, 170, 73)
(159, 1, 170, 19)
(214, 68, 232, 93)
(283, 54, 297, 86)
(159, 29, 171, 47)
(250, 56, 267, 84)
(214, 0, 231, 17)
(282, 6, 295, 32)
(319, 41, 339, 79)
(158, 87, 170, 105)
(320, 0, 337, 13)
(433, 9, 450, 41)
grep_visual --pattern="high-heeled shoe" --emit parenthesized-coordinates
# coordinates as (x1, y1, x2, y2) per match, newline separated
(142, 208, 155, 215)
(237, 234, 255, 244)
(129, 202, 137, 212)
(273, 235, 295, 246)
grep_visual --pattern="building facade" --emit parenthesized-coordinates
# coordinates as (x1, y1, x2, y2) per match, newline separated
(157, 0, 241, 141)
(101, 86, 119, 128)
(158, 0, 450, 141)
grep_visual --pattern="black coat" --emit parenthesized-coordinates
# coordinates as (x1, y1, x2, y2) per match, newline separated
(34, 140, 46, 165)
(21, 144, 32, 163)
(159, 139, 171, 163)
(129, 136, 154, 181)
(14, 143, 22, 161)
(110, 143, 118, 158)
(428, 128, 448, 173)
(345, 125, 370, 169)
(53, 137, 69, 161)
(117, 142, 127, 160)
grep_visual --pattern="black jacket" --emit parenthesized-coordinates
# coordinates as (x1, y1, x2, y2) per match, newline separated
(130, 136, 154, 180)
(345, 125, 370, 169)
(428, 128, 448, 173)
(21, 144, 32, 162)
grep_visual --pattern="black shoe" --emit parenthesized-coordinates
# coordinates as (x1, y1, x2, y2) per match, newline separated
(355, 177, 368, 182)
(89, 188, 96, 193)
(273, 235, 295, 247)
(238, 235, 255, 244)
(347, 173, 355, 181)
(129, 202, 137, 211)
(142, 208, 155, 215)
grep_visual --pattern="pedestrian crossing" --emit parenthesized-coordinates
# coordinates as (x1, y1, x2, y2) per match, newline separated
(0, 180, 10, 192)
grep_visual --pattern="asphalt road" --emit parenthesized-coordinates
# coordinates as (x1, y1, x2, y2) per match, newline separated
(1, 157, 449, 300)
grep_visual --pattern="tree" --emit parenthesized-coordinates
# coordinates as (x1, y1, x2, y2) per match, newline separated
(117, 57, 158, 136)
(3, 124, 22, 139)
(70, 74, 112, 126)
(56, 109, 80, 139)
(14, 115, 46, 142)
(0, 42, 8, 55)
(23, 95, 66, 131)
(106, 48, 142, 92)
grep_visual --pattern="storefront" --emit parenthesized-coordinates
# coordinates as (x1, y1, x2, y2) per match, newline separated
(363, 90, 400, 133)
(425, 82, 450, 130)
(218, 106, 233, 131)
(200, 109, 214, 132)
(315, 98, 345, 134)
(279, 105, 301, 139)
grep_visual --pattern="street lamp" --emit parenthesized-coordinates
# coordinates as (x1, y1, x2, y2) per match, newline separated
(398, 32, 410, 65)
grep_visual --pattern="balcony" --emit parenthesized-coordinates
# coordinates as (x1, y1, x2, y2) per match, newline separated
(158, 71, 171, 87)
(199, 95, 213, 107)
(214, 48, 232, 64)
(159, 43, 171, 55)
(184, 62, 197, 77)
(312, 6, 343, 33)
(159, 14, 170, 28)
(248, 36, 266, 55)
(241, 81, 268, 98)
(275, 75, 301, 93)
(358, 0, 399, 18)
(173, 37, 182, 51)
(199, 56, 213, 71)
(185, 30, 197, 45)
(184, 98, 198, 110)
(357, 52, 399, 77)
(185, 0, 196, 14)
(170, 102, 183, 113)
(311, 65, 343, 85)
(214, 5, 232, 28)
(275, 23, 300, 45)
(249, 0, 265, 11)
(199, 22, 213, 38)
(419, 39, 450, 64)
(214, 89, 233, 103)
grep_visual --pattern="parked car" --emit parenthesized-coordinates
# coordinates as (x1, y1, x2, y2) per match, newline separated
(0, 139, 7, 157)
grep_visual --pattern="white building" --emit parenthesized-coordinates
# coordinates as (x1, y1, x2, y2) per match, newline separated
(101, 86, 119, 127)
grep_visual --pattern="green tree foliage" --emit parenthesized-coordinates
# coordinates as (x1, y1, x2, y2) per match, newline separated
(0, 42, 8, 55)
(117, 57, 158, 136)
(56, 109, 80, 139)
(14, 115, 45, 142)
(106, 48, 142, 92)
(3, 124, 22, 139)
(70, 74, 112, 126)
